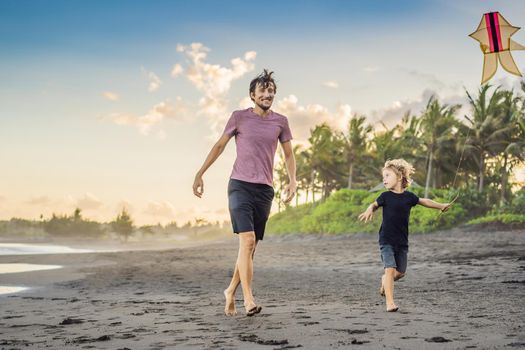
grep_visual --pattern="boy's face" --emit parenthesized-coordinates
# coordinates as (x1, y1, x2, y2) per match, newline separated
(251, 82, 275, 111)
(382, 168, 400, 190)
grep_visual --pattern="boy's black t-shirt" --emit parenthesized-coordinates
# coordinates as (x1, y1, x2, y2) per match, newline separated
(376, 190, 419, 247)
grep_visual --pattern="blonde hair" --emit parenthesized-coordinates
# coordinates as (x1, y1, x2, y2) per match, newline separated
(383, 159, 415, 190)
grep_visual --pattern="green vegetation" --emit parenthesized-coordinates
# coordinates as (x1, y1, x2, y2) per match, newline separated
(267, 188, 467, 235)
(468, 214, 525, 225)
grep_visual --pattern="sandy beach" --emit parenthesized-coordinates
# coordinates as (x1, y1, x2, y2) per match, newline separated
(1, 227, 524, 349)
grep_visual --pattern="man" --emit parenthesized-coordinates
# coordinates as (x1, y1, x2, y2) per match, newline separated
(192, 69, 297, 316)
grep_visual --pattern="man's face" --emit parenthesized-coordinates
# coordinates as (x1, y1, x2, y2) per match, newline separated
(251, 82, 275, 111)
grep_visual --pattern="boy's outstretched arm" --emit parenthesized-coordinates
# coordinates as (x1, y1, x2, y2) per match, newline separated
(418, 198, 451, 212)
(358, 201, 379, 222)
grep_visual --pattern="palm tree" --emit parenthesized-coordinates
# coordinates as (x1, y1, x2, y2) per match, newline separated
(294, 145, 312, 205)
(274, 148, 289, 212)
(341, 115, 372, 189)
(464, 85, 512, 192)
(497, 89, 525, 205)
(308, 123, 345, 200)
(370, 122, 406, 166)
(419, 96, 461, 197)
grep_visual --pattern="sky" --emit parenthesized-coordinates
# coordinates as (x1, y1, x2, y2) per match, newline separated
(1, 0, 525, 225)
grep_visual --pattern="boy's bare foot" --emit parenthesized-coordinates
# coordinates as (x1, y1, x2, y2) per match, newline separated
(223, 289, 237, 316)
(380, 274, 385, 296)
(386, 303, 399, 312)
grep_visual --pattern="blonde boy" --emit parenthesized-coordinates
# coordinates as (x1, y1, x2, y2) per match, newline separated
(359, 159, 450, 312)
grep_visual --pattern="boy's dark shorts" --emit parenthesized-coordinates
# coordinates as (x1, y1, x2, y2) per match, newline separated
(228, 178, 274, 241)
(380, 244, 408, 273)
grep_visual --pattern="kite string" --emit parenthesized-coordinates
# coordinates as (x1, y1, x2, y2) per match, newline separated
(450, 123, 471, 193)
(435, 124, 471, 221)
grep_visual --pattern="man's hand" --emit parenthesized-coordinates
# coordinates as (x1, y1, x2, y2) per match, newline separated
(193, 175, 204, 198)
(282, 181, 297, 204)
(358, 208, 374, 223)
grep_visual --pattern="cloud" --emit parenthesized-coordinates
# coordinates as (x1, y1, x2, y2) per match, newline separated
(175, 42, 257, 136)
(363, 66, 380, 72)
(102, 91, 119, 101)
(25, 196, 53, 206)
(402, 69, 447, 90)
(322, 81, 339, 89)
(144, 201, 176, 219)
(275, 95, 352, 142)
(238, 96, 253, 109)
(141, 67, 162, 92)
(104, 97, 190, 136)
(369, 89, 468, 128)
(75, 193, 103, 210)
(171, 63, 183, 77)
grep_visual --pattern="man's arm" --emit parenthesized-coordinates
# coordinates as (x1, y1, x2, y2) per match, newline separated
(280, 140, 297, 203)
(192, 133, 233, 198)
(418, 198, 450, 212)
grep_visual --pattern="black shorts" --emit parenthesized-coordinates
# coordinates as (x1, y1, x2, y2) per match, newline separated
(227, 178, 274, 241)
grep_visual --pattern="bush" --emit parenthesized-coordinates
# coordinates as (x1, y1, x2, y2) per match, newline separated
(266, 203, 314, 235)
(43, 209, 105, 238)
(267, 188, 467, 236)
(467, 213, 525, 225)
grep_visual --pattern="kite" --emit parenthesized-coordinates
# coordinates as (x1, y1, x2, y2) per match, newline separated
(469, 12, 525, 84)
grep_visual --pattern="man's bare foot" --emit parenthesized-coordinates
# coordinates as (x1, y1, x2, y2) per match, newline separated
(245, 303, 262, 316)
(380, 274, 385, 297)
(244, 300, 262, 316)
(223, 289, 237, 316)
(386, 303, 399, 312)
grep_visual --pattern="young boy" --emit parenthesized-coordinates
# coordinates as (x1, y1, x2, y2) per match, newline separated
(358, 159, 450, 312)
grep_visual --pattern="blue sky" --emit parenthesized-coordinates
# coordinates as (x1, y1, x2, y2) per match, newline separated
(1, 0, 524, 225)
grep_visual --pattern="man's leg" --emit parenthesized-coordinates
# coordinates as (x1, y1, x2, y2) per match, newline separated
(224, 240, 258, 316)
(224, 232, 257, 315)
(237, 232, 257, 311)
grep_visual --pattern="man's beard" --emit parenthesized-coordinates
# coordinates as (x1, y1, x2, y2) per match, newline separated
(256, 100, 273, 111)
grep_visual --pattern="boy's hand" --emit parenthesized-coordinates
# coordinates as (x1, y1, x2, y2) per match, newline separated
(441, 203, 451, 212)
(358, 209, 374, 223)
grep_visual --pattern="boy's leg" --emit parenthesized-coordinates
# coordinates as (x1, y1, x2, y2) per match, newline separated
(380, 244, 399, 311)
(383, 267, 398, 311)
(394, 271, 405, 280)
(384, 246, 408, 311)
(380, 271, 404, 296)
(394, 246, 408, 281)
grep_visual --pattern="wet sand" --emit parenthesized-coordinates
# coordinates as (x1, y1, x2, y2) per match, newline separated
(0, 227, 524, 349)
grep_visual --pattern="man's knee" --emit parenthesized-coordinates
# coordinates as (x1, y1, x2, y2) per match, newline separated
(239, 232, 256, 251)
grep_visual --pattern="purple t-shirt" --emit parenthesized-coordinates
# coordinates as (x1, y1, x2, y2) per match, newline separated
(223, 108, 293, 186)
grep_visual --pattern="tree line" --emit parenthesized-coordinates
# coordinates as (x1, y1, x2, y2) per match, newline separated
(274, 83, 525, 212)
(0, 208, 228, 242)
